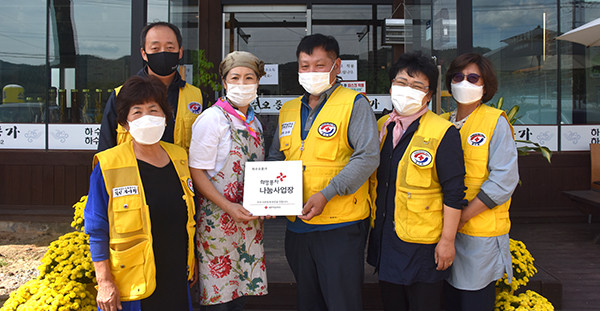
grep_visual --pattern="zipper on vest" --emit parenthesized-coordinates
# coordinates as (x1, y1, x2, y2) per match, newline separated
(300, 140, 305, 151)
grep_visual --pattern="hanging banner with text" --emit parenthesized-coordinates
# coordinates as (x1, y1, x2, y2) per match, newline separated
(243, 160, 303, 216)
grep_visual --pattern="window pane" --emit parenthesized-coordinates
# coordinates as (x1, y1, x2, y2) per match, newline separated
(560, 1, 600, 124)
(49, 0, 130, 124)
(0, 1, 47, 123)
(224, 11, 307, 96)
(473, 0, 557, 125)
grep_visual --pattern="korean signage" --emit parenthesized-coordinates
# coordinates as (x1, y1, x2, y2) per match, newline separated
(560, 125, 600, 151)
(513, 125, 559, 151)
(48, 124, 100, 150)
(340, 60, 358, 81)
(253, 95, 392, 115)
(0, 123, 45, 149)
(243, 160, 303, 216)
(341, 81, 366, 94)
(259, 64, 279, 85)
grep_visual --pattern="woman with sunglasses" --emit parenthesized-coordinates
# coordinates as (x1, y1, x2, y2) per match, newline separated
(442, 53, 519, 311)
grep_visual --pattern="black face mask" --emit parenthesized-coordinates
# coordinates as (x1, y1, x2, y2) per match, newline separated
(145, 51, 180, 76)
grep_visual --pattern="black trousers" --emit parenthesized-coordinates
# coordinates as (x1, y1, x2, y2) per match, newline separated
(285, 219, 369, 311)
(443, 281, 496, 311)
(379, 280, 443, 311)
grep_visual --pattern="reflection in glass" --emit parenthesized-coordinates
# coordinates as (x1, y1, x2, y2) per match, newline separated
(473, 0, 558, 125)
(48, 0, 131, 124)
(0, 0, 48, 123)
(224, 11, 307, 96)
(559, 1, 600, 125)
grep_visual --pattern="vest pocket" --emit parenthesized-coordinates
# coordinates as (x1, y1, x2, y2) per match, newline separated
(110, 240, 147, 297)
(112, 197, 144, 234)
(405, 162, 433, 188)
(279, 136, 291, 152)
(464, 148, 488, 178)
(403, 193, 443, 241)
(314, 133, 340, 161)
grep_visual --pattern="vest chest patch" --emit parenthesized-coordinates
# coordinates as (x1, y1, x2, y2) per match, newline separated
(468, 132, 487, 146)
(410, 150, 433, 167)
(188, 101, 203, 114)
(113, 185, 139, 198)
(187, 178, 194, 193)
(280, 122, 295, 137)
(318, 122, 337, 137)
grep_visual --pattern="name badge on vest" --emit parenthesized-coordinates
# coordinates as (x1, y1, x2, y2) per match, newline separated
(318, 122, 337, 137)
(113, 185, 139, 198)
(188, 101, 203, 114)
(410, 150, 433, 167)
(468, 132, 487, 146)
(280, 122, 295, 137)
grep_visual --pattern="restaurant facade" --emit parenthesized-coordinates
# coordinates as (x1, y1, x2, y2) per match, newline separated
(0, 0, 599, 215)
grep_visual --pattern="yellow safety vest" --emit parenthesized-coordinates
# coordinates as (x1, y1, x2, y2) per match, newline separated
(441, 104, 514, 236)
(114, 83, 204, 152)
(278, 86, 371, 225)
(93, 141, 196, 301)
(372, 111, 453, 244)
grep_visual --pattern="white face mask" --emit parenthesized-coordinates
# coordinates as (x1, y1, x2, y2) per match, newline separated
(128, 115, 166, 145)
(391, 85, 428, 116)
(226, 83, 258, 107)
(451, 80, 484, 105)
(298, 63, 335, 95)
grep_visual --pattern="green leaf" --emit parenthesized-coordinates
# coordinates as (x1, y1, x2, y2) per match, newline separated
(506, 105, 519, 125)
(496, 97, 504, 110)
(540, 147, 552, 164)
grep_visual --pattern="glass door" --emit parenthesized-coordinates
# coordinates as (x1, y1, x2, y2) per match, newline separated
(223, 5, 309, 99)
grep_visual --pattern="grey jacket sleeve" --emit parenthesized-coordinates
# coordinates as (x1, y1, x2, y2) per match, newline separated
(266, 124, 286, 161)
(320, 96, 380, 200)
(477, 116, 520, 208)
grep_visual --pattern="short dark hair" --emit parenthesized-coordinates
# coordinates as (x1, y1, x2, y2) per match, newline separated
(140, 21, 182, 49)
(389, 51, 438, 94)
(296, 34, 340, 59)
(445, 53, 498, 103)
(116, 76, 172, 127)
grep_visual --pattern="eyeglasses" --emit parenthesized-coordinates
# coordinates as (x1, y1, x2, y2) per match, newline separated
(392, 78, 429, 93)
(452, 73, 481, 84)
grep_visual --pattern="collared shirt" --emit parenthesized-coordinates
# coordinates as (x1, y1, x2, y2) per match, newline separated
(267, 82, 380, 233)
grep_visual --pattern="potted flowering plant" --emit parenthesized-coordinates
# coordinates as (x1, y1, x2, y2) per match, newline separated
(494, 239, 554, 310)
(0, 196, 97, 311)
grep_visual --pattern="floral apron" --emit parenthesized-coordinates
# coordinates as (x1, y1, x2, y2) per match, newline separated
(196, 105, 267, 305)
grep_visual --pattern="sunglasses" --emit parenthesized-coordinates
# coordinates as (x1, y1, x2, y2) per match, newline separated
(452, 73, 481, 84)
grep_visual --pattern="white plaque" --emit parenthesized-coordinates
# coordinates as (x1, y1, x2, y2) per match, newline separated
(0, 123, 45, 149)
(243, 160, 303, 216)
(48, 124, 100, 150)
